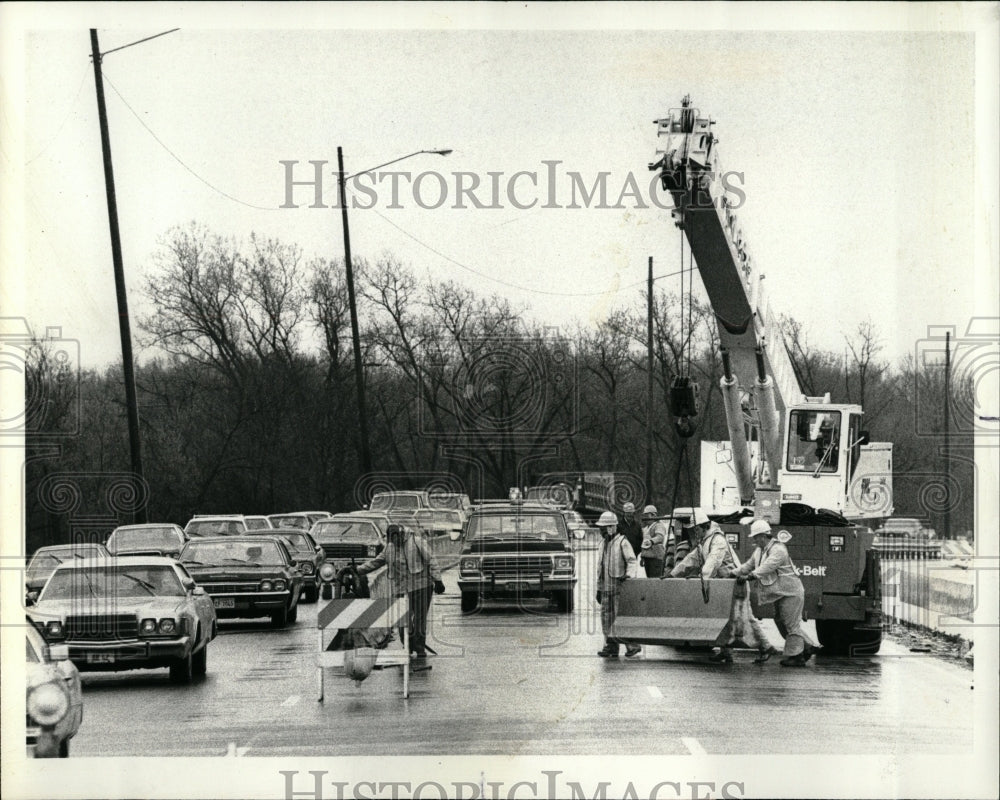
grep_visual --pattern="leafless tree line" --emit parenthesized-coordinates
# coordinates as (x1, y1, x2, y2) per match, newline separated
(24, 223, 975, 550)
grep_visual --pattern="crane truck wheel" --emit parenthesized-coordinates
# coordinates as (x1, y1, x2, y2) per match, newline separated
(815, 620, 882, 656)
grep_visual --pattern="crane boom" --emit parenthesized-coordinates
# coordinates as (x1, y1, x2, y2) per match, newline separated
(650, 97, 893, 522)
(650, 97, 805, 413)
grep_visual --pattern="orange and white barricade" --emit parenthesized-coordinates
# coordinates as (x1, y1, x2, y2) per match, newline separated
(316, 595, 411, 700)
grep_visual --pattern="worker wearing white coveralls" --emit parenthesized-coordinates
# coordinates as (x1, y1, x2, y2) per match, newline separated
(595, 511, 640, 658)
(733, 519, 819, 667)
(666, 509, 776, 663)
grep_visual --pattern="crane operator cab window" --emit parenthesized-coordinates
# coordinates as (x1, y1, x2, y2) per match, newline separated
(787, 410, 841, 473)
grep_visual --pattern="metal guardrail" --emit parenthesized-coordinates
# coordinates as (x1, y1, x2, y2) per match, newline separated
(873, 539, 943, 560)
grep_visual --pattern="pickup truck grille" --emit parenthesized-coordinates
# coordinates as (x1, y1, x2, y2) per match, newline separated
(199, 582, 258, 594)
(321, 543, 370, 560)
(64, 614, 138, 641)
(481, 556, 553, 578)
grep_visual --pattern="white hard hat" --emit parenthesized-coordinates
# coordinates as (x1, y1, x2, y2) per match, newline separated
(642, 504, 658, 516)
(598, 511, 619, 527)
(692, 508, 710, 526)
(749, 519, 772, 537)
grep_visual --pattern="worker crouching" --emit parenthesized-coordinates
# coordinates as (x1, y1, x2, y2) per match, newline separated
(596, 511, 640, 658)
(357, 523, 445, 659)
(733, 519, 819, 667)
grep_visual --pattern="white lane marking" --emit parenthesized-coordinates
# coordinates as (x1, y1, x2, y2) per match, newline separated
(225, 742, 249, 757)
(647, 686, 663, 698)
(281, 695, 301, 707)
(682, 737, 706, 756)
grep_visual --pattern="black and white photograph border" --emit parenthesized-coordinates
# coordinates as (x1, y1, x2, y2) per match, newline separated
(1, 2, 998, 799)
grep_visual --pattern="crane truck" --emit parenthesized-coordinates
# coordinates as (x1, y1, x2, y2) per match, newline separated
(633, 97, 893, 654)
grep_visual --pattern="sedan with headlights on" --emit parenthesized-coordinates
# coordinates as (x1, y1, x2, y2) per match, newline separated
(28, 557, 217, 684)
(179, 536, 302, 627)
(248, 528, 323, 603)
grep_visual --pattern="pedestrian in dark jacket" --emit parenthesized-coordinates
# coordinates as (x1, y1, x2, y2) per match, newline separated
(617, 502, 643, 566)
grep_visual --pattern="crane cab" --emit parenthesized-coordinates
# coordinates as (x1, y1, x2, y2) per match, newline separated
(779, 403, 893, 522)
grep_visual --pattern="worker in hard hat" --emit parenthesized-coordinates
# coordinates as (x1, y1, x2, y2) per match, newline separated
(640, 505, 671, 578)
(733, 519, 819, 667)
(596, 510, 640, 658)
(665, 509, 777, 663)
(666, 508, 736, 579)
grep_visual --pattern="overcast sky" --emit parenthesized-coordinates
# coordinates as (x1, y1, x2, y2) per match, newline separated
(4, 5, 997, 372)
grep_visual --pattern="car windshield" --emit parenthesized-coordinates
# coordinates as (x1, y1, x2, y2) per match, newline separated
(370, 495, 419, 511)
(186, 519, 244, 536)
(268, 516, 310, 530)
(244, 517, 272, 530)
(311, 521, 380, 544)
(40, 565, 185, 600)
(181, 539, 285, 567)
(467, 513, 566, 540)
(26, 548, 101, 581)
(108, 528, 182, 552)
(272, 533, 312, 554)
(428, 496, 465, 510)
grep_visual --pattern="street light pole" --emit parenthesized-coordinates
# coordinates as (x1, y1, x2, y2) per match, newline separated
(90, 29, 146, 523)
(337, 146, 371, 475)
(336, 147, 452, 476)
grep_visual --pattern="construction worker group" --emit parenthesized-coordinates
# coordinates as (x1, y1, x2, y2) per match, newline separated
(595, 506, 819, 666)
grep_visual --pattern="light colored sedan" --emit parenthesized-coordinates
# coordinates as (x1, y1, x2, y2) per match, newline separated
(26, 620, 83, 757)
(29, 557, 217, 684)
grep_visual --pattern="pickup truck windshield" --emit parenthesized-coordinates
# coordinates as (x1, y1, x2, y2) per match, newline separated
(468, 514, 566, 540)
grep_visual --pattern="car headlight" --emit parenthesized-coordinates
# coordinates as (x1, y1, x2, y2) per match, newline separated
(460, 557, 480, 573)
(27, 682, 69, 727)
(554, 556, 574, 571)
(300, 562, 315, 575)
(273, 579, 287, 592)
(259, 580, 273, 591)
(44, 620, 64, 640)
(319, 563, 335, 581)
(140, 618, 158, 635)
(158, 618, 176, 635)
(367, 545, 378, 556)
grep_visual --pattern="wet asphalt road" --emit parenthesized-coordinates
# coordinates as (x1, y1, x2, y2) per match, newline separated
(71, 558, 974, 757)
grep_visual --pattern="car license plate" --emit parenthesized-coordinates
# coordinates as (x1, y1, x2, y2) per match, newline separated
(214, 597, 235, 609)
(506, 581, 530, 592)
(87, 653, 115, 664)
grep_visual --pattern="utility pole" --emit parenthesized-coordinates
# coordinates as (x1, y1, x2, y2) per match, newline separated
(337, 146, 372, 475)
(944, 330, 951, 539)
(90, 29, 146, 523)
(646, 256, 654, 504)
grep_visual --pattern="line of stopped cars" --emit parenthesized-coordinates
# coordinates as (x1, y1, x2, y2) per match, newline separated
(23, 510, 344, 758)
(21, 491, 587, 756)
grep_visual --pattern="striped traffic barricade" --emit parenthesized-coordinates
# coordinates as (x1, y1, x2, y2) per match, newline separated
(316, 595, 411, 700)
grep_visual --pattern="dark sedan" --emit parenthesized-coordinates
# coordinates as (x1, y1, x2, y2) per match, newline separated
(248, 528, 323, 603)
(179, 536, 302, 627)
